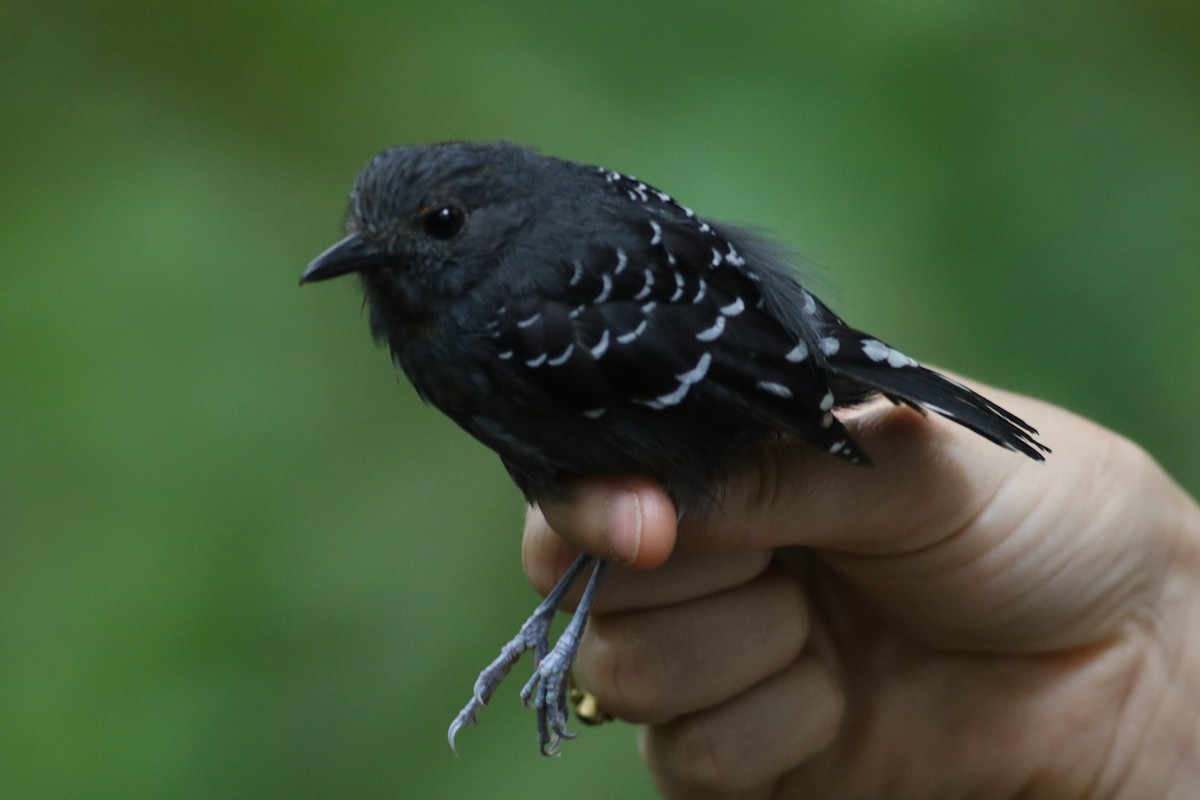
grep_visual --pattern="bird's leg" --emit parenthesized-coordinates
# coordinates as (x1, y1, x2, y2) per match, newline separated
(520, 559, 611, 756)
(447, 552, 594, 753)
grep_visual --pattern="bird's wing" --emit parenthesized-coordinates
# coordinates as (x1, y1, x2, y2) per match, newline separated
(480, 215, 874, 464)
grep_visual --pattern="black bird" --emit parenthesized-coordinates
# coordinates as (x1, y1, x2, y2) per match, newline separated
(301, 141, 1048, 755)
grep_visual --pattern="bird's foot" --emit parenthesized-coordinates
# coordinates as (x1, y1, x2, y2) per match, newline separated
(446, 608, 554, 752)
(447, 554, 595, 754)
(522, 560, 611, 755)
(519, 614, 586, 755)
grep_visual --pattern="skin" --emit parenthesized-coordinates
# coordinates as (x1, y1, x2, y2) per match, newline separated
(521, 381, 1200, 798)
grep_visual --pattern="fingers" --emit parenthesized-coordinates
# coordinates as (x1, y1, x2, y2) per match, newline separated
(574, 568, 809, 723)
(532, 383, 1064, 563)
(523, 384, 1158, 651)
(640, 657, 843, 800)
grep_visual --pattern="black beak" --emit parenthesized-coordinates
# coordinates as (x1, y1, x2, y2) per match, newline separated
(300, 234, 391, 284)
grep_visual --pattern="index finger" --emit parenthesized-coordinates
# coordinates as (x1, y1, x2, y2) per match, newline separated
(682, 385, 1059, 556)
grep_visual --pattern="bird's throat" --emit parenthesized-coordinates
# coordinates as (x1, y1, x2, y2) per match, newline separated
(363, 274, 437, 351)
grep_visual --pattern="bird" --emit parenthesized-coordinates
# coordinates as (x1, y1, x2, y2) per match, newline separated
(301, 140, 1049, 756)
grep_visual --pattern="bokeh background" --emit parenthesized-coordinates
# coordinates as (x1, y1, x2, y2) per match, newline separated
(3, 1, 1197, 797)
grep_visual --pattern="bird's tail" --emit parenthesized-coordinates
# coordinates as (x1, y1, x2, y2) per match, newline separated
(821, 330, 1050, 461)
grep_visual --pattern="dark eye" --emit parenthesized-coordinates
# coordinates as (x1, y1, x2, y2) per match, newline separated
(422, 205, 466, 239)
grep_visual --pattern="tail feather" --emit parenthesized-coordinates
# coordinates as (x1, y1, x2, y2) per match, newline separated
(823, 333, 1050, 461)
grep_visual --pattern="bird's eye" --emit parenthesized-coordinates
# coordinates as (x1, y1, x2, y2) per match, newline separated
(422, 205, 466, 240)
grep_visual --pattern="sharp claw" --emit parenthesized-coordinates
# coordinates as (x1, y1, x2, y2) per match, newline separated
(555, 675, 572, 732)
(448, 705, 475, 756)
(536, 697, 551, 754)
(446, 556, 608, 756)
(522, 654, 579, 754)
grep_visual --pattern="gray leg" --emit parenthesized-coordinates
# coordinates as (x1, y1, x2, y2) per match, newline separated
(447, 553, 595, 754)
(520, 559, 611, 756)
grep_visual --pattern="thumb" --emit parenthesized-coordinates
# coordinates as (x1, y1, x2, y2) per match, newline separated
(531, 477, 678, 570)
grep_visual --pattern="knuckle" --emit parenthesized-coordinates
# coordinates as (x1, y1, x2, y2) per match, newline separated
(720, 440, 808, 539)
(666, 718, 749, 794)
(737, 440, 786, 517)
(760, 570, 809, 660)
(580, 615, 675, 723)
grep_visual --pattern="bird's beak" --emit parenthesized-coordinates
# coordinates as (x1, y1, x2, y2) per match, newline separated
(300, 234, 390, 284)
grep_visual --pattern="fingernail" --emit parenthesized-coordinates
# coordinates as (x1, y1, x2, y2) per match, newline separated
(607, 491, 642, 564)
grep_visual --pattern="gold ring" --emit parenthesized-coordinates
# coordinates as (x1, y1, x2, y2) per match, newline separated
(569, 673, 613, 726)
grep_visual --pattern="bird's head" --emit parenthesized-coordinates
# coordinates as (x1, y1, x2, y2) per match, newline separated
(301, 141, 540, 314)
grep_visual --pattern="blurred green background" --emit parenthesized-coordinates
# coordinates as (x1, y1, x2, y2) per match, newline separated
(2, 1, 1197, 797)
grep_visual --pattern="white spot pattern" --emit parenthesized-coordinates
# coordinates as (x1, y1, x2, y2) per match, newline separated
(614, 248, 629, 274)
(649, 220, 663, 245)
(547, 344, 574, 367)
(819, 337, 840, 356)
(516, 312, 542, 329)
(785, 342, 809, 363)
(695, 316, 725, 341)
(819, 390, 835, 411)
(669, 272, 686, 302)
(677, 352, 713, 385)
(633, 268, 655, 301)
(642, 353, 712, 409)
(719, 297, 745, 317)
(594, 273, 613, 304)
(589, 330, 611, 359)
(644, 386, 687, 410)
(861, 339, 918, 368)
(526, 353, 548, 368)
(802, 293, 817, 316)
(617, 320, 648, 344)
(757, 381, 793, 399)
(582, 408, 606, 419)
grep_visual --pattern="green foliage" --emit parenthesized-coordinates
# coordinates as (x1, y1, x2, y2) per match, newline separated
(2, 1, 1196, 796)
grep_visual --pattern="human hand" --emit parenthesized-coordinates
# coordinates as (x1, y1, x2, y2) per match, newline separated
(523, 382, 1200, 798)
